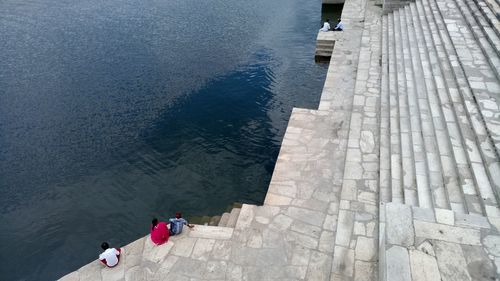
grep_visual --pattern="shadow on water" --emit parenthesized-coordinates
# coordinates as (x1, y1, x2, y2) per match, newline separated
(0, 51, 283, 281)
(321, 4, 345, 26)
(0, 0, 328, 279)
(141, 50, 280, 214)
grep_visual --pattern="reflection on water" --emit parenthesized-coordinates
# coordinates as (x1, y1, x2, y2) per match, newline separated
(0, 0, 327, 280)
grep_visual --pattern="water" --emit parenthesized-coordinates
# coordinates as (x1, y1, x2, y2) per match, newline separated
(0, 0, 327, 279)
(321, 4, 345, 26)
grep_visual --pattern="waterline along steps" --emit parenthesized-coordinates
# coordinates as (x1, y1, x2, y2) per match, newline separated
(60, 0, 500, 279)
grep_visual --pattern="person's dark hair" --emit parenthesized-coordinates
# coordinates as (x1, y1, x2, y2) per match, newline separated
(152, 218, 158, 230)
(326, 18, 330, 22)
(101, 242, 109, 250)
(175, 212, 182, 219)
(338, 18, 341, 22)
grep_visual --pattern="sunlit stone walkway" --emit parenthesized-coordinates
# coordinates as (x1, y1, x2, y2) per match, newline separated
(60, 0, 500, 279)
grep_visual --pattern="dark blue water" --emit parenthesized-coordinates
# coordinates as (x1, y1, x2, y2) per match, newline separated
(0, 0, 327, 279)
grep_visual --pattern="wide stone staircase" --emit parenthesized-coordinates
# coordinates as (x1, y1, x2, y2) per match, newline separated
(376, 0, 500, 279)
(60, 0, 500, 279)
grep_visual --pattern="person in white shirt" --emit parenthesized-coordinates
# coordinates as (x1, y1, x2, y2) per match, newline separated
(334, 19, 344, 31)
(320, 19, 331, 32)
(99, 242, 121, 268)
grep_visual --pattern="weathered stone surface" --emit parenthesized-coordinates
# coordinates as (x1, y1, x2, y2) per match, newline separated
(318, 231, 336, 253)
(482, 235, 500, 256)
(225, 263, 242, 281)
(386, 246, 411, 281)
(414, 221, 481, 245)
(143, 241, 174, 263)
(125, 266, 144, 281)
(386, 203, 414, 246)
(101, 261, 125, 281)
(360, 131, 375, 153)
(434, 241, 472, 281)
(305, 251, 332, 281)
(355, 236, 376, 261)
(291, 246, 312, 266)
(286, 206, 326, 227)
(170, 238, 197, 257)
(188, 226, 233, 240)
(191, 239, 215, 261)
(205, 261, 227, 279)
(416, 240, 435, 257)
(409, 249, 441, 281)
(336, 210, 355, 247)
(271, 214, 293, 230)
(354, 260, 376, 281)
(461, 245, 497, 281)
(332, 246, 355, 277)
(435, 208, 454, 225)
(169, 258, 206, 279)
(210, 240, 232, 260)
(77, 261, 103, 281)
(455, 213, 490, 229)
(60, 271, 79, 281)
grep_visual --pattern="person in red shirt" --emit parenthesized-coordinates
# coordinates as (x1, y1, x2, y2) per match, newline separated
(150, 218, 170, 245)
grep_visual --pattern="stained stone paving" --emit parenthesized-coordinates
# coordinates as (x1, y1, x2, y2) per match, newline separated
(380, 202, 500, 281)
(60, 0, 500, 279)
(331, 1, 382, 280)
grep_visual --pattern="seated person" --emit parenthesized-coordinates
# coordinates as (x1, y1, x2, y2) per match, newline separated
(99, 242, 121, 268)
(334, 19, 344, 31)
(319, 19, 331, 32)
(150, 218, 170, 245)
(169, 212, 194, 235)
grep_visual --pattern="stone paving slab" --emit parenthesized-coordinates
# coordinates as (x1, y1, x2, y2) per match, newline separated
(380, 202, 500, 281)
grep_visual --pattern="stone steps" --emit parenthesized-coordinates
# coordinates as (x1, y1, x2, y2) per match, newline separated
(412, 1, 475, 213)
(454, 0, 500, 80)
(431, 0, 500, 158)
(423, 0, 500, 215)
(379, 13, 391, 205)
(382, 0, 500, 216)
(404, 3, 462, 211)
(209, 215, 221, 226)
(218, 212, 230, 227)
(315, 38, 336, 62)
(387, 12, 404, 205)
(414, 0, 478, 213)
(473, 0, 500, 37)
(225, 207, 240, 228)
(395, 9, 420, 207)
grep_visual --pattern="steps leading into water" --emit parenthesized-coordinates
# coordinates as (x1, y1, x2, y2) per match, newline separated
(59, 0, 500, 279)
(225, 207, 240, 228)
(315, 31, 345, 62)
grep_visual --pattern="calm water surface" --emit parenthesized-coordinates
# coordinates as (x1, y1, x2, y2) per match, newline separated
(0, 0, 327, 279)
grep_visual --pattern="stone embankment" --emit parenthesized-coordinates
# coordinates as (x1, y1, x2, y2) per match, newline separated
(61, 0, 500, 279)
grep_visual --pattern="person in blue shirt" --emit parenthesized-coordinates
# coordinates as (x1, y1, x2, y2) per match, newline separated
(333, 19, 344, 31)
(169, 212, 194, 235)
